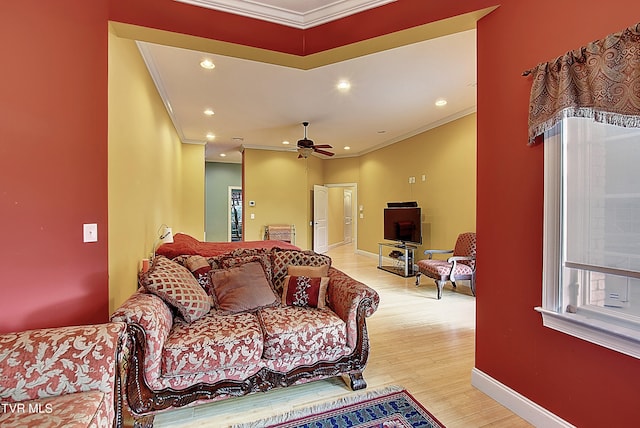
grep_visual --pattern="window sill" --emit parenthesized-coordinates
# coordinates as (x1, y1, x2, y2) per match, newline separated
(535, 307, 640, 359)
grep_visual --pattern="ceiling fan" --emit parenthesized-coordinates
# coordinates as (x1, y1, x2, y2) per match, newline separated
(297, 122, 334, 158)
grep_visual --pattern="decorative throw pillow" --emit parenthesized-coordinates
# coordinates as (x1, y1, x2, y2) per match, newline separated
(287, 264, 330, 278)
(185, 255, 214, 295)
(141, 256, 211, 322)
(270, 249, 332, 294)
(209, 261, 279, 314)
(281, 275, 330, 309)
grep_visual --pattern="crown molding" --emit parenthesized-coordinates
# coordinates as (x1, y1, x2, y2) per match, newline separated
(173, 0, 396, 29)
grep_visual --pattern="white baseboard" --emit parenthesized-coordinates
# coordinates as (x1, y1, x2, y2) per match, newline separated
(355, 249, 377, 259)
(471, 368, 575, 428)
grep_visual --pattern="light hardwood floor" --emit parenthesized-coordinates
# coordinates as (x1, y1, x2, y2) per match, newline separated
(154, 244, 531, 427)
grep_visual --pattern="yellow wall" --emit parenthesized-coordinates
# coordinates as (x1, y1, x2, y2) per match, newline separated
(355, 113, 476, 257)
(241, 114, 475, 258)
(242, 149, 323, 249)
(108, 30, 204, 313)
(324, 157, 360, 183)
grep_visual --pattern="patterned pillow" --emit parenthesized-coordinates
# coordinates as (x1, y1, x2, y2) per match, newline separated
(209, 261, 279, 314)
(270, 249, 332, 294)
(287, 264, 330, 278)
(141, 256, 211, 323)
(282, 275, 329, 309)
(184, 255, 214, 295)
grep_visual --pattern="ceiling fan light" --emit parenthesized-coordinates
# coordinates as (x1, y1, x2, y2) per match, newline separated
(299, 147, 314, 158)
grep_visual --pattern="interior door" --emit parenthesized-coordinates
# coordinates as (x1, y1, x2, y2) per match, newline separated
(343, 189, 353, 244)
(313, 184, 329, 253)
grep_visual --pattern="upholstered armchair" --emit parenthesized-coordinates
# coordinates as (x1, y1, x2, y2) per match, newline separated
(415, 232, 477, 299)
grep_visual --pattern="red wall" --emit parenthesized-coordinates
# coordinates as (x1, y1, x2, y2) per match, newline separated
(476, 2, 640, 426)
(2, 0, 639, 425)
(0, 0, 109, 332)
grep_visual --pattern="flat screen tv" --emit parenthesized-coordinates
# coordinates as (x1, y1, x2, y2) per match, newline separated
(383, 203, 422, 245)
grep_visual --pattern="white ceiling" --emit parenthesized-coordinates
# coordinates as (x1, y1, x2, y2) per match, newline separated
(138, 2, 477, 163)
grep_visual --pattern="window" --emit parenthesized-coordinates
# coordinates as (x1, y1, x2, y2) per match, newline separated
(537, 117, 640, 359)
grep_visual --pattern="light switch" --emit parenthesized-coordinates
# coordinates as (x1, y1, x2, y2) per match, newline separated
(250, 213, 255, 219)
(83, 223, 98, 243)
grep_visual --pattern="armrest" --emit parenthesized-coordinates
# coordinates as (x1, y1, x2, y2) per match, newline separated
(0, 322, 126, 402)
(446, 256, 475, 282)
(110, 291, 173, 384)
(327, 267, 379, 348)
(423, 249, 453, 259)
(447, 256, 474, 263)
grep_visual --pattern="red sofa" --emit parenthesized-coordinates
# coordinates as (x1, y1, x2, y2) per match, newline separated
(112, 244, 379, 427)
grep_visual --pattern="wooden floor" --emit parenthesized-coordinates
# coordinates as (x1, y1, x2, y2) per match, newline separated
(154, 244, 531, 428)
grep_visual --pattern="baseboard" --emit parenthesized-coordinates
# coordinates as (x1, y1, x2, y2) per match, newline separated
(355, 249, 377, 259)
(471, 368, 575, 428)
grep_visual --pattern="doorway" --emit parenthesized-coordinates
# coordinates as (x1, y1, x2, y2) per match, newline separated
(228, 186, 242, 241)
(326, 183, 358, 251)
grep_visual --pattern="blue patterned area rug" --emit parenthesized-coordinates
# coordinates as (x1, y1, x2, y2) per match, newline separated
(234, 386, 444, 428)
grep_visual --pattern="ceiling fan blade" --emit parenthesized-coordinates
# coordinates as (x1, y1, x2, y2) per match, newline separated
(314, 149, 335, 157)
(312, 144, 333, 149)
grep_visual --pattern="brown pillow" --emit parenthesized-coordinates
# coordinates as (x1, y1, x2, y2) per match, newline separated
(210, 261, 279, 314)
(141, 256, 211, 323)
(282, 275, 329, 309)
(287, 264, 330, 278)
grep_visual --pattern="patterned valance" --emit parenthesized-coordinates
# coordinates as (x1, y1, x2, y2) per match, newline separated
(525, 22, 640, 145)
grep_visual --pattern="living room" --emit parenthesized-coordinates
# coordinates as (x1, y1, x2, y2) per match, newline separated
(2, 1, 639, 427)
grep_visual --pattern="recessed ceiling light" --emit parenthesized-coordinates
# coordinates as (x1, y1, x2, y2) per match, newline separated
(204, 109, 215, 116)
(219, 153, 226, 157)
(344, 146, 351, 150)
(435, 99, 448, 107)
(337, 80, 351, 91)
(200, 59, 215, 70)
(282, 140, 290, 145)
(206, 133, 215, 140)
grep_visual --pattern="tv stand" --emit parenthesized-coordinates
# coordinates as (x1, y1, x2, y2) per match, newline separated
(377, 242, 417, 277)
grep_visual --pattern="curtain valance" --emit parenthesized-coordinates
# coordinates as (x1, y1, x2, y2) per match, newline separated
(526, 22, 640, 144)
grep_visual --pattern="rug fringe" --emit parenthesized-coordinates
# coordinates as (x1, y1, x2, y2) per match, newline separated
(230, 385, 404, 428)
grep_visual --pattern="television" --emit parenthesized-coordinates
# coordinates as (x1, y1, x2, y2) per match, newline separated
(383, 203, 422, 245)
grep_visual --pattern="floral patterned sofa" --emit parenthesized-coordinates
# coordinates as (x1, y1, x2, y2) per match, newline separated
(111, 246, 379, 427)
(0, 322, 127, 428)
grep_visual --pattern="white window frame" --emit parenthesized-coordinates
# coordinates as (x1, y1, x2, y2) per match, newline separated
(535, 119, 640, 359)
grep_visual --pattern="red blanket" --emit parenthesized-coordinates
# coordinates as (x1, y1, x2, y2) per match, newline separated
(156, 233, 300, 259)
